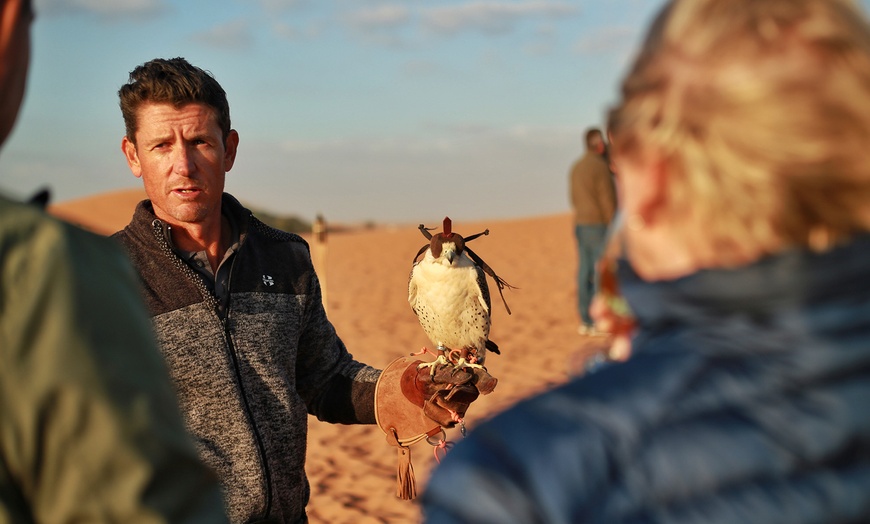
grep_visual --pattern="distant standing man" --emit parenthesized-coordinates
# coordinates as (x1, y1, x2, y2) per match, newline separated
(569, 128, 617, 334)
(0, 1, 228, 521)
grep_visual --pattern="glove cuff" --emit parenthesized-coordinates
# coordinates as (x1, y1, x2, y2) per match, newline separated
(375, 356, 445, 500)
(374, 356, 443, 445)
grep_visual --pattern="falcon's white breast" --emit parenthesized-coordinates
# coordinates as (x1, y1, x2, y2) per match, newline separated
(408, 247, 491, 357)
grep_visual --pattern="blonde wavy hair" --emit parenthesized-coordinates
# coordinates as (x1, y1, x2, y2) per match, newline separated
(608, 0, 870, 258)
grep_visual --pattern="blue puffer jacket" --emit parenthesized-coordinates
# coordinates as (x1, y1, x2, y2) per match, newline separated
(421, 235, 870, 524)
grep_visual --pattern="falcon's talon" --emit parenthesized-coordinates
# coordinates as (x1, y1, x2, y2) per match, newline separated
(452, 357, 484, 371)
(417, 354, 450, 375)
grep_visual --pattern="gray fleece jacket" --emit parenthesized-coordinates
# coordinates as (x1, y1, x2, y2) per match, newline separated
(114, 194, 381, 524)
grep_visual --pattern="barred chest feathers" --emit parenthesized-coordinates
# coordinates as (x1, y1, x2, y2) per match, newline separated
(409, 250, 491, 354)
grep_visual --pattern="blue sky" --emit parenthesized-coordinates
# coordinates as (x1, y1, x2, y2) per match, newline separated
(4, 0, 856, 224)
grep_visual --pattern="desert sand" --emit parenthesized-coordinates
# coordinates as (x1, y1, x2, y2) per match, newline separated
(50, 193, 603, 523)
(49, 188, 148, 236)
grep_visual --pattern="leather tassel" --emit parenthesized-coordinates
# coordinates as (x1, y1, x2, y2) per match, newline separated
(396, 445, 417, 500)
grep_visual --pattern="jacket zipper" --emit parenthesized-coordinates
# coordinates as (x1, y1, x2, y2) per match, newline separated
(151, 219, 274, 519)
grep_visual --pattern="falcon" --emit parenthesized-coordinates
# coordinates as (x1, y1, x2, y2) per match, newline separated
(408, 217, 514, 372)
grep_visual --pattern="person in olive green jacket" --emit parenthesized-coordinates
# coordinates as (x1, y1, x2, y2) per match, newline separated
(0, 0, 229, 521)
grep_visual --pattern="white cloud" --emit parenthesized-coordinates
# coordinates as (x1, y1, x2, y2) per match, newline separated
(422, 1, 578, 35)
(273, 20, 324, 41)
(342, 4, 413, 47)
(254, 0, 306, 12)
(524, 22, 557, 55)
(193, 19, 253, 49)
(235, 123, 586, 223)
(399, 59, 445, 78)
(574, 25, 639, 55)
(276, 124, 580, 162)
(346, 4, 411, 30)
(341, 1, 579, 48)
(35, 0, 166, 18)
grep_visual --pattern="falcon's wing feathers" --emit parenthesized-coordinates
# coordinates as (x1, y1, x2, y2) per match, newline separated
(412, 244, 429, 264)
(465, 246, 516, 316)
(408, 265, 420, 313)
(474, 264, 491, 313)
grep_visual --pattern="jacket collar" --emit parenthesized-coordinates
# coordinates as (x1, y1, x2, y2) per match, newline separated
(619, 233, 870, 328)
(129, 192, 252, 244)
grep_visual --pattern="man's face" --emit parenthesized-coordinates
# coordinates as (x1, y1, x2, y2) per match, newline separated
(122, 102, 238, 227)
(0, 0, 33, 148)
(592, 134, 606, 155)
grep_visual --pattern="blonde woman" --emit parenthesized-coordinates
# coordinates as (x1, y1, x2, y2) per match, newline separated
(421, 0, 870, 522)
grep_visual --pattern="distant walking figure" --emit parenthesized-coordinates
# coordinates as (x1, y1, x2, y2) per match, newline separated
(569, 127, 616, 334)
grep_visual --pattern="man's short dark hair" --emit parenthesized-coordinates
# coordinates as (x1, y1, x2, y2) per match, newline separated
(585, 128, 603, 151)
(118, 57, 231, 143)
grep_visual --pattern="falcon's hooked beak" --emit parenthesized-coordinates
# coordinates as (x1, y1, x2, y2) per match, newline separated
(442, 244, 456, 264)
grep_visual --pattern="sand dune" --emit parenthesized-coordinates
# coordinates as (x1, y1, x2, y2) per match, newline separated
(50, 193, 601, 523)
(48, 188, 147, 235)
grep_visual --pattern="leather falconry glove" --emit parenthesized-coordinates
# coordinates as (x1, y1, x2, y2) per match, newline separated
(375, 356, 497, 500)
